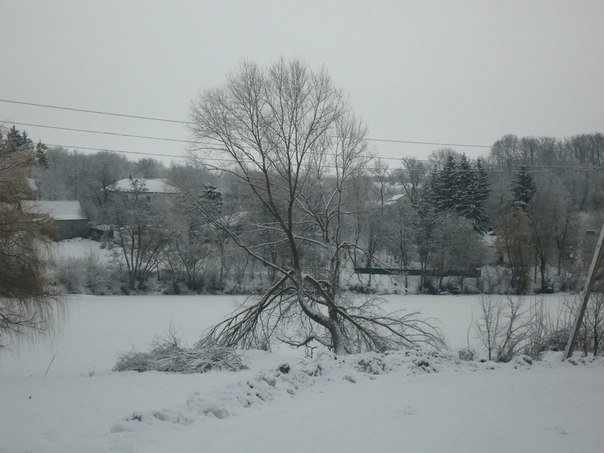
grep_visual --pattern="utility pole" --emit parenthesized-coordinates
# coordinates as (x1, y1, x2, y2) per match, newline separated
(564, 221, 604, 359)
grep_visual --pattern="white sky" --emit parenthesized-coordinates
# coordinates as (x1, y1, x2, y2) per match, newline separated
(1, 0, 603, 164)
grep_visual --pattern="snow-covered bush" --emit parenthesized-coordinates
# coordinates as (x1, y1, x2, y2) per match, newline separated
(55, 256, 85, 293)
(55, 251, 116, 295)
(114, 334, 247, 374)
(477, 266, 511, 294)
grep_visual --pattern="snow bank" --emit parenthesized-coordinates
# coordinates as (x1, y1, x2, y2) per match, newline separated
(110, 348, 534, 433)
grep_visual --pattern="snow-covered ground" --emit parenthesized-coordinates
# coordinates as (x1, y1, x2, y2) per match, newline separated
(2, 294, 603, 452)
(49, 238, 113, 263)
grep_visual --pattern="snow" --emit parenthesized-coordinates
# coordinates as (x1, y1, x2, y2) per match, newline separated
(111, 178, 179, 193)
(384, 193, 406, 205)
(50, 238, 112, 263)
(21, 200, 87, 220)
(2, 294, 603, 452)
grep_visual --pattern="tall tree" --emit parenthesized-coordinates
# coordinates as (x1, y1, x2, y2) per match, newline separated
(511, 166, 536, 210)
(466, 159, 491, 230)
(105, 179, 169, 290)
(0, 128, 58, 346)
(496, 207, 533, 294)
(188, 59, 442, 353)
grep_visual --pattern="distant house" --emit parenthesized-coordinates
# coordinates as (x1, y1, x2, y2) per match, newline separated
(107, 177, 179, 203)
(21, 200, 89, 240)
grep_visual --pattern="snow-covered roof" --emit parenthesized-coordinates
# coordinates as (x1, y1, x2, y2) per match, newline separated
(384, 193, 407, 205)
(110, 178, 179, 194)
(21, 200, 87, 221)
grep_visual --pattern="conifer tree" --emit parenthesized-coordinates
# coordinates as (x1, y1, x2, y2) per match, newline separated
(427, 154, 490, 231)
(511, 166, 536, 210)
(454, 154, 474, 217)
(466, 159, 491, 231)
(428, 155, 458, 212)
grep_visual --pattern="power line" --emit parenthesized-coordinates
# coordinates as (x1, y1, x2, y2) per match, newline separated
(0, 117, 596, 171)
(0, 98, 191, 125)
(0, 98, 492, 148)
(362, 137, 490, 148)
(1, 119, 403, 161)
(0, 120, 196, 145)
(45, 143, 189, 160)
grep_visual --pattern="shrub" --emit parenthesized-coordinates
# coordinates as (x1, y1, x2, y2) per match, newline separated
(55, 251, 116, 295)
(114, 332, 247, 374)
(475, 294, 535, 362)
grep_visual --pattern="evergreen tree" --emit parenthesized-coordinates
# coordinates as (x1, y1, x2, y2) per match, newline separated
(511, 166, 536, 210)
(466, 159, 490, 230)
(427, 153, 490, 231)
(36, 141, 49, 169)
(428, 155, 458, 212)
(2, 126, 48, 168)
(204, 184, 223, 213)
(454, 154, 474, 217)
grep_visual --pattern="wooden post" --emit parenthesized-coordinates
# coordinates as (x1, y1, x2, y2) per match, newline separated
(564, 222, 604, 359)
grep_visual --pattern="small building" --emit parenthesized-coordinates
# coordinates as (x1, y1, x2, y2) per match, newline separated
(22, 200, 89, 240)
(108, 178, 179, 203)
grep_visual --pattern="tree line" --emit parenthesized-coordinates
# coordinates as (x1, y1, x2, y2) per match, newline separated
(9, 128, 601, 297)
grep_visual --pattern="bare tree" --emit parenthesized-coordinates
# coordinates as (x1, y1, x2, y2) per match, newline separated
(475, 295, 534, 362)
(105, 179, 169, 290)
(187, 60, 442, 354)
(563, 292, 604, 356)
(430, 212, 483, 291)
(496, 207, 533, 294)
(394, 158, 428, 205)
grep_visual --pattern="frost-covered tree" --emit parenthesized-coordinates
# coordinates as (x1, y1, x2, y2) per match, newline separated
(188, 59, 442, 353)
(428, 154, 458, 212)
(105, 179, 169, 290)
(430, 212, 484, 291)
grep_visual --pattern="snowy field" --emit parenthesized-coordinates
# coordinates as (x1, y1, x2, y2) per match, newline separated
(2, 294, 604, 453)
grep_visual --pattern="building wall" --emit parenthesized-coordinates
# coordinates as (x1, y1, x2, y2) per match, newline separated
(55, 219, 89, 240)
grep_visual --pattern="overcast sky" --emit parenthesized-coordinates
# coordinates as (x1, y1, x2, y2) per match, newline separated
(1, 0, 603, 164)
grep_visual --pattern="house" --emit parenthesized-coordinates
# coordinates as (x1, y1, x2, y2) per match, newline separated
(21, 200, 89, 240)
(108, 177, 179, 203)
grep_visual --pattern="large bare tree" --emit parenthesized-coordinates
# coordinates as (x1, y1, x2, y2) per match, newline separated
(187, 60, 442, 354)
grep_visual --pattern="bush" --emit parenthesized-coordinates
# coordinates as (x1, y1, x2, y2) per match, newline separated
(55, 251, 117, 295)
(55, 256, 85, 293)
(475, 294, 535, 362)
(114, 333, 247, 374)
(561, 293, 604, 356)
